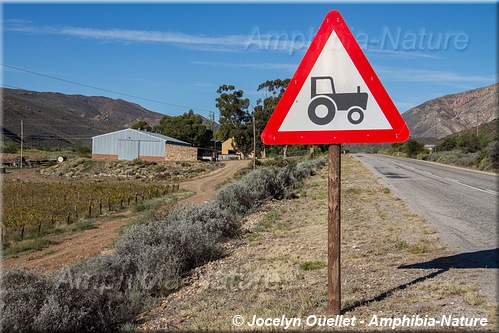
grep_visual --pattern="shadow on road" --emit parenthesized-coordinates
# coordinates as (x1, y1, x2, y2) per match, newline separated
(342, 249, 498, 314)
(342, 269, 447, 314)
(399, 248, 499, 269)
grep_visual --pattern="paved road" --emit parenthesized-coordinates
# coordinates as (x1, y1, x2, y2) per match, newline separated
(355, 154, 497, 253)
(354, 154, 498, 301)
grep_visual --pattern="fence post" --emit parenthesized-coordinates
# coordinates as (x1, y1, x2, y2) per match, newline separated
(37, 219, 42, 237)
(88, 200, 92, 218)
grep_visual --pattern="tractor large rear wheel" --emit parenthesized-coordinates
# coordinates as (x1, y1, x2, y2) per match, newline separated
(308, 96, 336, 125)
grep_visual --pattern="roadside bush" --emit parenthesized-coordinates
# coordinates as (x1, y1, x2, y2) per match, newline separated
(1, 156, 327, 332)
(487, 141, 499, 170)
(114, 218, 221, 294)
(213, 167, 289, 216)
(435, 136, 457, 152)
(456, 133, 488, 153)
(31, 282, 113, 332)
(1, 269, 53, 333)
(75, 145, 92, 157)
(2, 143, 19, 154)
(192, 201, 239, 238)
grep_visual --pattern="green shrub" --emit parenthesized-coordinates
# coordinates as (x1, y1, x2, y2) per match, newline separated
(2, 143, 19, 154)
(299, 260, 326, 270)
(456, 133, 488, 153)
(75, 145, 92, 157)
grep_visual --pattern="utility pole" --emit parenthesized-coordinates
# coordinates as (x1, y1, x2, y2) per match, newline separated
(476, 110, 479, 136)
(253, 113, 256, 170)
(209, 111, 216, 161)
(20, 120, 24, 170)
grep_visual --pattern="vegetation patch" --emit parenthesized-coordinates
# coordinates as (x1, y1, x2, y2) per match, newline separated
(132, 155, 495, 332)
(2, 179, 180, 247)
(381, 119, 498, 171)
(1, 156, 327, 332)
(299, 260, 326, 271)
(3, 239, 61, 257)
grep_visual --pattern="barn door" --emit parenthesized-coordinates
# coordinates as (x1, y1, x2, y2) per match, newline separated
(118, 140, 139, 160)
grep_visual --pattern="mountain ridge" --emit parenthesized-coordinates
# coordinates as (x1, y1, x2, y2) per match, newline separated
(2, 88, 170, 148)
(2, 83, 497, 150)
(402, 83, 498, 140)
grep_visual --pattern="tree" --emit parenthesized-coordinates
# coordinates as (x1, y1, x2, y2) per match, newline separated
(2, 143, 19, 154)
(402, 138, 425, 158)
(435, 136, 457, 152)
(131, 120, 152, 132)
(215, 85, 252, 155)
(456, 133, 488, 153)
(255, 79, 290, 157)
(156, 110, 213, 148)
(75, 145, 91, 157)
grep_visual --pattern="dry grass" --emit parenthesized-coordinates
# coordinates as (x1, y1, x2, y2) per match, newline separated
(137, 155, 497, 331)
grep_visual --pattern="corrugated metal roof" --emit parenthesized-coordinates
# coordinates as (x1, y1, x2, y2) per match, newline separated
(145, 131, 191, 146)
(92, 129, 191, 146)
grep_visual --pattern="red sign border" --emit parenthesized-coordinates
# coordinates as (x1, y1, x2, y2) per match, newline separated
(261, 10, 410, 145)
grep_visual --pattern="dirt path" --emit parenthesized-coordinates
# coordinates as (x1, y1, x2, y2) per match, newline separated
(180, 159, 248, 204)
(2, 160, 249, 273)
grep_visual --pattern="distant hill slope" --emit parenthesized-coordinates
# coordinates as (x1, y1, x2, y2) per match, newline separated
(402, 83, 498, 140)
(2, 88, 166, 148)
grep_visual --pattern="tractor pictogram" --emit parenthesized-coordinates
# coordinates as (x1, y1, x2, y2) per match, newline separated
(308, 76, 368, 125)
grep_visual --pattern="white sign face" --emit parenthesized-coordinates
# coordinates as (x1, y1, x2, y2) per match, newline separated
(278, 31, 392, 132)
(260, 10, 409, 145)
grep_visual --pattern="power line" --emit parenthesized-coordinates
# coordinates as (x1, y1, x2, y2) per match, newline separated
(1, 64, 213, 113)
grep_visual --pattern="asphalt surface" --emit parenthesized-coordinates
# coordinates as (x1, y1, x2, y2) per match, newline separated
(354, 154, 497, 252)
(354, 154, 498, 301)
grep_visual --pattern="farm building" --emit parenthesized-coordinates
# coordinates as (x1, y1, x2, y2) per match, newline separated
(92, 128, 198, 162)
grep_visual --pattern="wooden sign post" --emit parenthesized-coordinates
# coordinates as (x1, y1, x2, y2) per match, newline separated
(328, 144, 341, 314)
(260, 10, 410, 316)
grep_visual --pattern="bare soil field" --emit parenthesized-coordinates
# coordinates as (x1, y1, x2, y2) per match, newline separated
(137, 155, 497, 331)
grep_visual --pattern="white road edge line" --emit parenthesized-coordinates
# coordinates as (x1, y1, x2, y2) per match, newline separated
(400, 164, 499, 196)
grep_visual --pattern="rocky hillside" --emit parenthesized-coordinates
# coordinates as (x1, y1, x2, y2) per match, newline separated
(2, 88, 166, 148)
(403, 83, 498, 140)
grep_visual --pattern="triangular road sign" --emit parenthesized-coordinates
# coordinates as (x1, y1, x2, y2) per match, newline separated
(261, 10, 410, 145)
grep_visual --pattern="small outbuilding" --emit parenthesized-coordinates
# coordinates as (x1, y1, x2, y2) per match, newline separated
(92, 128, 198, 162)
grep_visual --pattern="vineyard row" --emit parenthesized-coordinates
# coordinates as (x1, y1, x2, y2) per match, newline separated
(2, 180, 180, 243)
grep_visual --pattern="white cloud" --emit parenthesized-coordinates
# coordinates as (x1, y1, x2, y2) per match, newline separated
(192, 61, 297, 71)
(4, 21, 251, 51)
(378, 66, 495, 84)
(366, 48, 442, 60)
(4, 20, 315, 55)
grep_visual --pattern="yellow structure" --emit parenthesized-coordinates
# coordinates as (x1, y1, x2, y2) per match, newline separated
(220, 138, 253, 159)
(221, 138, 237, 155)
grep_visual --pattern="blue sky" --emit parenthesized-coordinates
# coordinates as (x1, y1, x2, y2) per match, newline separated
(2, 2, 497, 121)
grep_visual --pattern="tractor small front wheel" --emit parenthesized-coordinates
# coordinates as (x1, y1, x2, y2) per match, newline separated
(347, 107, 364, 125)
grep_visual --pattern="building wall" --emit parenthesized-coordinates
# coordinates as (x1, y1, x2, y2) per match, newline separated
(140, 155, 166, 162)
(93, 129, 198, 162)
(92, 129, 165, 159)
(220, 137, 251, 159)
(92, 154, 118, 160)
(221, 138, 236, 154)
(165, 144, 198, 161)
